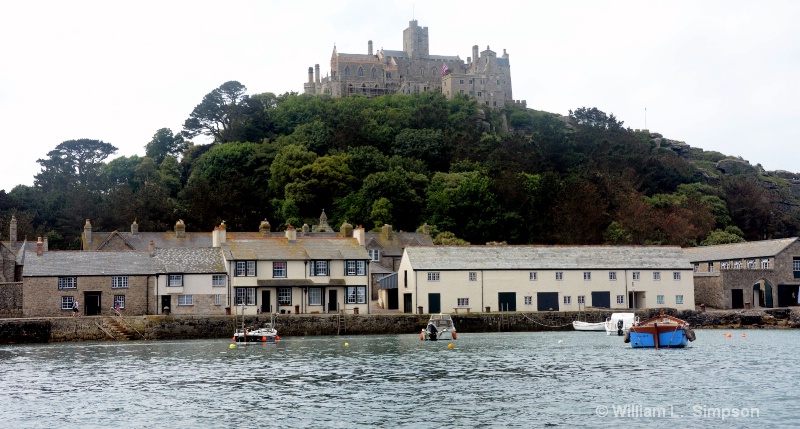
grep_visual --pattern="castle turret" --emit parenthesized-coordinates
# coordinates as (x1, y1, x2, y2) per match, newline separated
(307, 66, 314, 83)
(403, 20, 429, 58)
(368, 40, 373, 55)
(315, 64, 320, 83)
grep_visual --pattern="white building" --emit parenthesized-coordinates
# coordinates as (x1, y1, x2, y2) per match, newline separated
(395, 245, 695, 313)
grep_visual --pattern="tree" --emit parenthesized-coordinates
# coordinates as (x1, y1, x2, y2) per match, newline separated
(145, 128, 188, 164)
(35, 139, 117, 192)
(701, 229, 746, 246)
(568, 107, 624, 130)
(182, 81, 258, 143)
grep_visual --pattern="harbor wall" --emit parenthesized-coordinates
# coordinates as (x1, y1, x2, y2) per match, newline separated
(1, 308, 799, 344)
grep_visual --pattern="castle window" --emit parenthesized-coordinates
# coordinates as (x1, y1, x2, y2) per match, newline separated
(345, 67, 350, 77)
(420, 67, 424, 77)
(371, 68, 377, 78)
(406, 67, 410, 75)
(459, 79, 464, 84)
(477, 91, 481, 96)
(358, 67, 364, 77)
(469, 79, 473, 84)
(386, 72, 391, 79)
(431, 67, 436, 76)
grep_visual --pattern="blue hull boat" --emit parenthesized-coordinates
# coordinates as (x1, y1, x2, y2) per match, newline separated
(625, 312, 695, 348)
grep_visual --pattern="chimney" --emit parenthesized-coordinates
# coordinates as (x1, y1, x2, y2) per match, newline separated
(259, 219, 271, 236)
(422, 223, 430, 235)
(149, 240, 155, 257)
(285, 224, 297, 241)
(212, 222, 227, 247)
(36, 237, 43, 256)
(368, 40, 373, 55)
(302, 224, 309, 235)
(340, 220, 353, 238)
(83, 219, 92, 249)
(315, 64, 320, 83)
(381, 224, 393, 238)
(131, 220, 138, 234)
(175, 219, 186, 238)
(353, 225, 366, 246)
(472, 45, 479, 71)
(9, 215, 17, 242)
(308, 66, 314, 83)
(43, 237, 48, 252)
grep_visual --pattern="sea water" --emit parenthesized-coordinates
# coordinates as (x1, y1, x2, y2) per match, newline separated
(0, 330, 795, 428)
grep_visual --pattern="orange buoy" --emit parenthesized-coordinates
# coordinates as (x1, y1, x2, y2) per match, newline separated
(262, 336, 267, 342)
(742, 333, 746, 338)
(420, 332, 424, 341)
(452, 332, 457, 340)
(232, 337, 236, 341)
(276, 336, 280, 341)
(726, 333, 732, 338)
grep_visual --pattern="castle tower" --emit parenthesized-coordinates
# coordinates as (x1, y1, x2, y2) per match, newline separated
(307, 67, 314, 83)
(368, 40, 373, 55)
(403, 20, 429, 58)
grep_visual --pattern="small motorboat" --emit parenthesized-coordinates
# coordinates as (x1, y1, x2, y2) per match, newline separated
(625, 311, 695, 348)
(420, 314, 457, 341)
(604, 313, 638, 336)
(572, 320, 606, 331)
(233, 323, 279, 343)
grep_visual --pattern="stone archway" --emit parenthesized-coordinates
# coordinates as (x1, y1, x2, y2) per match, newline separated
(752, 279, 774, 308)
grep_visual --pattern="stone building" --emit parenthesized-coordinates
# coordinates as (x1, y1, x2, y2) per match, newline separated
(393, 245, 695, 314)
(304, 20, 523, 109)
(364, 223, 433, 306)
(683, 238, 800, 309)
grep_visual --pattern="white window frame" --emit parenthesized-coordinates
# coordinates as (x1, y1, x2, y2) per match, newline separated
(368, 249, 380, 261)
(577, 295, 585, 304)
(633, 271, 641, 280)
(308, 287, 322, 306)
(653, 272, 661, 281)
(273, 262, 287, 278)
(215, 294, 221, 306)
(761, 259, 771, 269)
(524, 296, 532, 305)
(168, 274, 183, 287)
(616, 295, 625, 304)
(708, 262, 714, 272)
(734, 261, 742, 269)
(235, 261, 256, 277)
(113, 295, 125, 309)
(529, 272, 538, 281)
(457, 298, 469, 307)
(583, 272, 591, 281)
(563, 296, 572, 305)
(721, 261, 729, 270)
(278, 287, 291, 305)
(657, 295, 665, 305)
(61, 296, 76, 310)
(673, 272, 681, 281)
(556, 272, 563, 281)
(469, 272, 477, 282)
(111, 276, 128, 289)
(58, 277, 77, 290)
(212, 274, 226, 287)
(676, 295, 684, 305)
(794, 259, 800, 272)
(609, 272, 617, 281)
(346, 286, 366, 304)
(427, 272, 440, 282)
(747, 259, 756, 269)
(313, 260, 329, 276)
(178, 295, 193, 306)
(235, 287, 256, 306)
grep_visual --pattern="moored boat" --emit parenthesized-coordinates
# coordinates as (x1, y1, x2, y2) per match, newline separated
(572, 320, 606, 331)
(625, 311, 695, 348)
(420, 313, 457, 341)
(604, 313, 638, 336)
(233, 323, 279, 343)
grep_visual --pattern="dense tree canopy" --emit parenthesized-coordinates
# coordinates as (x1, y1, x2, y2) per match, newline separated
(4, 83, 800, 249)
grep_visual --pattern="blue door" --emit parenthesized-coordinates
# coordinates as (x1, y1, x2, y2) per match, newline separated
(537, 292, 559, 311)
(591, 291, 610, 308)
(428, 293, 441, 314)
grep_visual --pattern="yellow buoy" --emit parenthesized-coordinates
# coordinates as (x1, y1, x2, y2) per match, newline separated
(344, 342, 349, 347)
(229, 344, 236, 349)
(448, 343, 454, 349)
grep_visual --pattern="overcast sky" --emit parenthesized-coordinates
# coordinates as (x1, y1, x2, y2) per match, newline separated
(1, 1, 798, 192)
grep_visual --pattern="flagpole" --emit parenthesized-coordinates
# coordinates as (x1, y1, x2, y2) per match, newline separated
(645, 106, 647, 130)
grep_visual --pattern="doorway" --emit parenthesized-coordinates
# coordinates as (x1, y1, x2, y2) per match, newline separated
(84, 292, 101, 316)
(591, 291, 610, 308)
(387, 288, 399, 310)
(731, 289, 744, 309)
(428, 293, 441, 314)
(403, 293, 412, 313)
(161, 295, 171, 314)
(261, 290, 271, 314)
(328, 290, 337, 313)
(499, 292, 517, 312)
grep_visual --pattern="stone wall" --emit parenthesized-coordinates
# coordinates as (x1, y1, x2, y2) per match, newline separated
(0, 282, 23, 318)
(693, 275, 724, 308)
(23, 275, 151, 317)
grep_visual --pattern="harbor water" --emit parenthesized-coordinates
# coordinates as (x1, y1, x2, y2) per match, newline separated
(0, 330, 795, 428)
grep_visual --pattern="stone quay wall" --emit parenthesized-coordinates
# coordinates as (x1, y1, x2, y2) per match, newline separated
(1, 308, 799, 344)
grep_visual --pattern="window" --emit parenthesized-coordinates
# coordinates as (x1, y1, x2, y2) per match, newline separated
(556, 272, 563, 281)
(459, 79, 464, 84)
(273, 262, 287, 278)
(693, 264, 699, 272)
(657, 295, 665, 305)
(113, 295, 125, 309)
(673, 272, 681, 281)
(345, 67, 350, 77)
(761, 259, 771, 269)
(794, 258, 800, 272)
(578, 296, 585, 304)
(278, 287, 291, 305)
(653, 272, 661, 281)
(212, 275, 225, 287)
(676, 295, 684, 305)
(708, 262, 714, 272)
(469, 79, 473, 84)
(308, 288, 322, 306)
(721, 261, 729, 270)
(616, 295, 625, 304)
(524, 296, 532, 305)
(347, 286, 366, 304)
(178, 295, 193, 306)
(168, 275, 183, 287)
(529, 272, 537, 281)
(563, 296, 572, 305)
(477, 91, 482, 96)
(583, 272, 591, 281)
(609, 272, 617, 281)
(112, 276, 128, 289)
(734, 261, 742, 269)
(457, 298, 469, 306)
(469, 272, 477, 282)
(346, 260, 366, 276)
(371, 68, 376, 78)
(58, 277, 77, 290)
(312, 260, 329, 276)
(633, 272, 640, 280)
(427, 272, 440, 281)
(386, 72, 391, 79)
(368, 249, 380, 261)
(236, 261, 256, 276)
(747, 260, 756, 269)
(215, 294, 221, 306)
(61, 296, 76, 310)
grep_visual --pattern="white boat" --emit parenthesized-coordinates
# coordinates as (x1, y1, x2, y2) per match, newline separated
(233, 322, 279, 343)
(420, 314, 457, 341)
(572, 320, 606, 331)
(604, 313, 638, 336)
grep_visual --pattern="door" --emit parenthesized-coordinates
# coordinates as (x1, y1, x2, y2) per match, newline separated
(591, 291, 610, 308)
(328, 290, 337, 312)
(765, 284, 773, 308)
(403, 293, 412, 314)
(428, 293, 441, 314)
(499, 292, 516, 312)
(388, 288, 399, 310)
(731, 289, 744, 309)
(161, 295, 171, 314)
(85, 292, 101, 316)
(537, 292, 558, 311)
(261, 290, 271, 314)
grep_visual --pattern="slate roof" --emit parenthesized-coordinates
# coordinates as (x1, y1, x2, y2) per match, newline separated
(22, 251, 158, 277)
(365, 231, 433, 257)
(153, 248, 226, 273)
(223, 237, 369, 261)
(380, 50, 407, 58)
(428, 54, 461, 61)
(682, 238, 798, 262)
(86, 231, 268, 251)
(404, 245, 691, 271)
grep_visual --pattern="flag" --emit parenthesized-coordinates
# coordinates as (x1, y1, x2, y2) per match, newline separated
(441, 63, 448, 75)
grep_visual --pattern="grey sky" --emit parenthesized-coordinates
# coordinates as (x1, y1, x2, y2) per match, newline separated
(1, 0, 798, 192)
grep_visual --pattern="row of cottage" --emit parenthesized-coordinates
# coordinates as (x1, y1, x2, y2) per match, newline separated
(2, 212, 800, 318)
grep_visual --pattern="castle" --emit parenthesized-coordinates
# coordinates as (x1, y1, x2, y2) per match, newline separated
(304, 20, 524, 109)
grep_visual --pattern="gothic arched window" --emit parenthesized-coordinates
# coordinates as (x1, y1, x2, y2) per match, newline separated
(345, 67, 350, 77)
(371, 68, 377, 78)
(358, 67, 364, 77)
